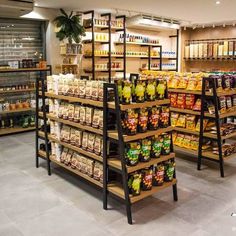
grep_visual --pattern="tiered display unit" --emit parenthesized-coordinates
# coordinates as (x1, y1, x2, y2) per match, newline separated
(0, 67, 51, 136)
(103, 83, 177, 224)
(169, 74, 236, 177)
(36, 74, 178, 224)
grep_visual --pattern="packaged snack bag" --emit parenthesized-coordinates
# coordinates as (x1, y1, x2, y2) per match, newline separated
(148, 106, 160, 130)
(141, 168, 153, 191)
(140, 138, 152, 162)
(152, 164, 164, 186)
(151, 135, 163, 158)
(176, 114, 186, 128)
(185, 94, 195, 109)
(128, 172, 142, 196)
(125, 141, 141, 166)
(186, 115, 196, 130)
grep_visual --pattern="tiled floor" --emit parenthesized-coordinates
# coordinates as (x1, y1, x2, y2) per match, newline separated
(1, 132, 236, 235)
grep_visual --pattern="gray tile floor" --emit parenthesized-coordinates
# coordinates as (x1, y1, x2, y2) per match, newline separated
(1, 132, 236, 235)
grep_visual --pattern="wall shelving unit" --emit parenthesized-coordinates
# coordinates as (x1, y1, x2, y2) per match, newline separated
(0, 67, 51, 136)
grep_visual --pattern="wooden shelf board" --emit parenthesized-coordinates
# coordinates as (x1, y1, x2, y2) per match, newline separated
(173, 127, 199, 135)
(0, 67, 51, 73)
(44, 92, 103, 108)
(47, 114, 103, 135)
(108, 99, 170, 110)
(170, 107, 201, 116)
(114, 41, 160, 47)
(0, 126, 35, 136)
(168, 88, 202, 95)
(0, 108, 35, 115)
(108, 153, 175, 173)
(108, 179, 177, 204)
(38, 150, 46, 159)
(0, 88, 35, 94)
(108, 126, 172, 142)
(50, 158, 103, 188)
(38, 131, 103, 162)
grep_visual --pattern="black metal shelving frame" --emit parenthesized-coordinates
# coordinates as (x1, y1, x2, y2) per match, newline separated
(197, 76, 236, 177)
(103, 83, 178, 224)
(35, 66, 52, 175)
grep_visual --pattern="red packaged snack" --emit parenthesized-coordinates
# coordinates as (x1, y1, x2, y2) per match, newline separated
(176, 93, 186, 109)
(170, 93, 178, 107)
(148, 106, 160, 130)
(138, 108, 148, 133)
(185, 94, 195, 109)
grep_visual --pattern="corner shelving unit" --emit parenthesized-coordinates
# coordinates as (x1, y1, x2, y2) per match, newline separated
(103, 83, 178, 224)
(0, 67, 51, 136)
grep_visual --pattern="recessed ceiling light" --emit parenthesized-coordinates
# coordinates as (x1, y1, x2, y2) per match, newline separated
(35, 2, 38, 6)
(216, 1, 220, 5)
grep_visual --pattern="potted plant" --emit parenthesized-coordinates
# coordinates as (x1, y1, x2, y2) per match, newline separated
(53, 9, 85, 47)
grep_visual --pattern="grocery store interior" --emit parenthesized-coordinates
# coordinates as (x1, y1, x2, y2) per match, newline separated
(1, 0, 236, 235)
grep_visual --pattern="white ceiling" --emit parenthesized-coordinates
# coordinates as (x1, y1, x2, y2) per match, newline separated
(36, 0, 236, 25)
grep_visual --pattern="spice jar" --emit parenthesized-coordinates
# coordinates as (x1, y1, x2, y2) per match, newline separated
(141, 167, 153, 191)
(125, 141, 141, 166)
(140, 138, 151, 162)
(138, 108, 148, 133)
(152, 164, 164, 186)
(128, 172, 142, 196)
(148, 106, 160, 130)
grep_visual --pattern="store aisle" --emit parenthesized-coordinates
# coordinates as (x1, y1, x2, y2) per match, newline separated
(1, 132, 236, 236)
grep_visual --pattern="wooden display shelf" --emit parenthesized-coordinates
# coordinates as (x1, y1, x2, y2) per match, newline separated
(108, 153, 175, 173)
(173, 145, 231, 161)
(38, 131, 103, 162)
(204, 131, 236, 140)
(0, 67, 50, 73)
(108, 126, 172, 142)
(108, 179, 177, 204)
(0, 107, 35, 115)
(168, 88, 202, 95)
(108, 99, 170, 110)
(114, 41, 160, 47)
(0, 88, 35, 94)
(170, 107, 200, 116)
(168, 88, 236, 97)
(43, 92, 103, 108)
(0, 126, 35, 136)
(38, 112, 103, 135)
(51, 157, 103, 188)
(84, 69, 124, 73)
(173, 127, 199, 135)
(38, 150, 47, 159)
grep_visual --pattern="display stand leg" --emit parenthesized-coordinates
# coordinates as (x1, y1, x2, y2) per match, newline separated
(35, 76, 39, 168)
(197, 77, 206, 171)
(103, 84, 108, 210)
(41, 74, 51, 176)
(212, 79, 224, 178)
(172, 184, 178, 201)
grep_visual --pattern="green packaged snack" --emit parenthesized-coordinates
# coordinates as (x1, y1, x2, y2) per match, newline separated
(164, 161, 175, 182)
(128, 172, 142, 196)
(162, 133, 171, 155)
(148, 106, 160, 130)
(146, 79, 156, 101)
(134, 79, 146, 103)
(125, 142, 141, 166)
(140, 138, 152, 162)
(152, 164, 165, 186)
(156, 79, 167, 99)
(141, 167, 153, 191)
(151, 135, 163, 158)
